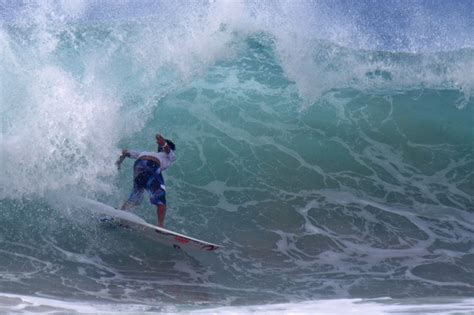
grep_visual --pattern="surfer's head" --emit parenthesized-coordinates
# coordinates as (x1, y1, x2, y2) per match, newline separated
(158, 139, 175, 152)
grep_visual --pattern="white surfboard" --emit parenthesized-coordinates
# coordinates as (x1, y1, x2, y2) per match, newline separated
(75, 197, 221, 252)
(100, 212, 221, 252)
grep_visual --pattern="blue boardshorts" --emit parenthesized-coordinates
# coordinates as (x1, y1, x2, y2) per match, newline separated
(127, 159, 166, 207)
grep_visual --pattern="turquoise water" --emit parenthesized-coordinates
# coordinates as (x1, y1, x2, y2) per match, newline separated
(0, 1, 473, 312)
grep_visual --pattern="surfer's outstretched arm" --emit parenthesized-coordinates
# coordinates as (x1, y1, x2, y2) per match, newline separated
(115, 150, 130, 170)
(116, 149, 141, 170)
(156, 134, 170, 153)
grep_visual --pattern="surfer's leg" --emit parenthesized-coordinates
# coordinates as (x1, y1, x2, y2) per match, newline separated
(149, 171, 167, 227)
(121, 186, 144, 211)
(121, 160, 150, 211)
(150, 189, 166, 226)
(157, 204, 166, 228)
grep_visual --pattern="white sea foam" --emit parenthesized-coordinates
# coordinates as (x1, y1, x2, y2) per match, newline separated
(1, 293, 473, 314)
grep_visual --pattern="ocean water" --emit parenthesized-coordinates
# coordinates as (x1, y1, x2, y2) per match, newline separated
(0, 1, 473, 314)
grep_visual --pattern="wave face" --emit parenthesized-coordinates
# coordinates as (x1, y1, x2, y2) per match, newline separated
(1, 0, 473, 309)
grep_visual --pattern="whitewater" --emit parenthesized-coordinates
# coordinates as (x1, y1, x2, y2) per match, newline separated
(0, 1, 473, 314)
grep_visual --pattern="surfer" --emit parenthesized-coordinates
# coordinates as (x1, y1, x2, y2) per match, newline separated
(115, 134, 176, 227)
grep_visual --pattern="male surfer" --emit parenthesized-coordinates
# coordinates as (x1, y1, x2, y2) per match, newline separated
(116, 134, 176, 227)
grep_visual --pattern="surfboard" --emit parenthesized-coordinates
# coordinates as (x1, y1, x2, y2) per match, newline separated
(72, 197, 221, 252)
(99, 212, 221, 252)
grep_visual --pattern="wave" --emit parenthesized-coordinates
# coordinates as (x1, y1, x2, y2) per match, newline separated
(1, 0, 473, 308)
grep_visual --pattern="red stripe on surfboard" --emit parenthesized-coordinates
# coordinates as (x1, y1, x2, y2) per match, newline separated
(174, 236, 190, 244)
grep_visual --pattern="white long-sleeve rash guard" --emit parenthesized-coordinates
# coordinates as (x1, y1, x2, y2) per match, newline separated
(128, 150, 176, 171)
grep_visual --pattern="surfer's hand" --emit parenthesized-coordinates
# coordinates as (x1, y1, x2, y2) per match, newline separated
(116, 158, 123, 170)
(116, 150, 128, 170)
(156, 134, 166, 146)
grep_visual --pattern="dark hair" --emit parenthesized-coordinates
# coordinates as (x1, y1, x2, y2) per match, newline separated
(165, 139, 176, 151)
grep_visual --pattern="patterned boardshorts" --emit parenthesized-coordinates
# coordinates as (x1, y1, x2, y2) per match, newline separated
(127, 159, 166, 207)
